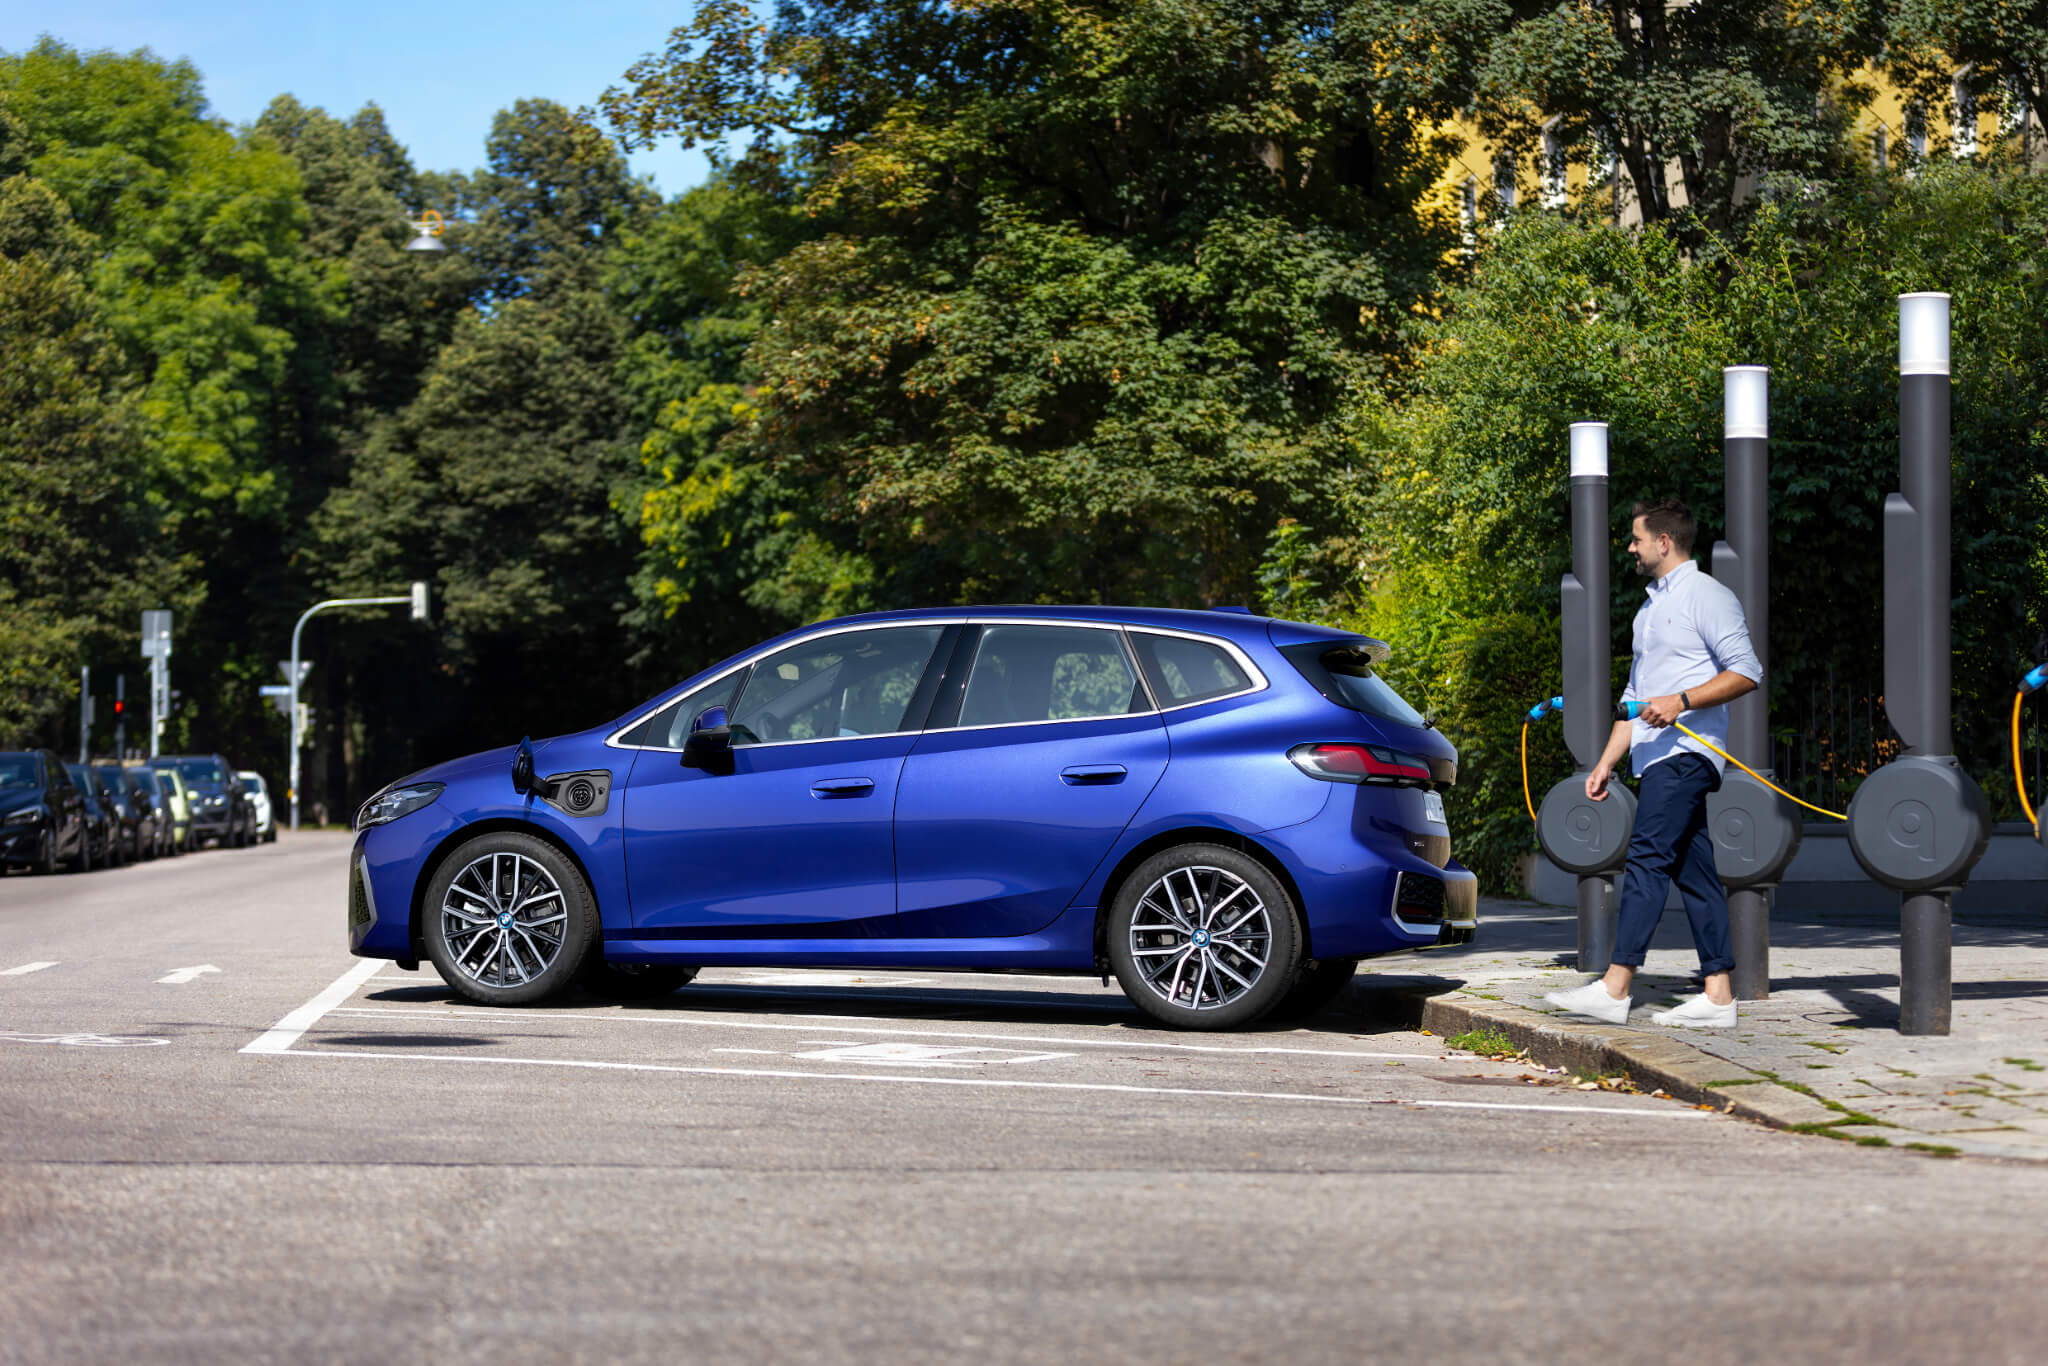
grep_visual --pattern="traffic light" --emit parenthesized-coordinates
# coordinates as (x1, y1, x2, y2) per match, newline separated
(113, 697, 124, 717)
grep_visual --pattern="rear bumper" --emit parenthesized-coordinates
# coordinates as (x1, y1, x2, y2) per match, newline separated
(1261, 786, 1478, 961)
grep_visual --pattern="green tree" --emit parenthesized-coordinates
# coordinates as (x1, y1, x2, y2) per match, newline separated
(601, 0, 1461, 619)
(1891, 1, 2048, 144)
(1411, 0, 1887, 232)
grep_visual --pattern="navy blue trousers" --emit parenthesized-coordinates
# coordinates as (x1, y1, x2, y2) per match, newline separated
(1611, 753, 1733, 976)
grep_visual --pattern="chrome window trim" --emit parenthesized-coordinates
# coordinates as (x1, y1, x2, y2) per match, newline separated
(604, 615, 1269, 751)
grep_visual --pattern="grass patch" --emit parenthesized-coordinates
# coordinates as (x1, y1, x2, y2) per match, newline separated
(1447, 1027, 1516, 1055)
(1803, 1042, 1847, 1055)
(2004, 1057, 2044, 1072)
(1707, 1078, 1762, 1087)
(1904, 1142, 1962, 1158)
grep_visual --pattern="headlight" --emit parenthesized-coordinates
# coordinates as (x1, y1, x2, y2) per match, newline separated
(4, 807, 43, 826)
(355, 783, 444, 830)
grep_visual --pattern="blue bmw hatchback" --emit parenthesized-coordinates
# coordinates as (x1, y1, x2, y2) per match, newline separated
(348, 607, 1477, 1029)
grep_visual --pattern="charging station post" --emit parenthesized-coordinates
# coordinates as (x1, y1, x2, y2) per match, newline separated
(1845, 293, 1991, 1035)
(1537, 422, 1634, 972)
(1706, 367, 1800, 1000)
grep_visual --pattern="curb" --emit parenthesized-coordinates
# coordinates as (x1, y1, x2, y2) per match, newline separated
(1350, 981, 1840, 1130)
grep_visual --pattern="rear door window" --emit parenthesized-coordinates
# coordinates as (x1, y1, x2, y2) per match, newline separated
(957, 626, 1146, 726)
(1130, 633, 1254, 707)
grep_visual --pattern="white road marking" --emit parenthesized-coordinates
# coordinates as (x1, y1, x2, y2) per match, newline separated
(156, 965, 221, 985)
(242, 959, 385, 1055)
(250, 1045, 1707, 1119)
(322, 1005, 1427, 1061)
(791, 1041, 1074, 1067)
(0, 1031, 167, 1048)
(0, 962, 58, 977)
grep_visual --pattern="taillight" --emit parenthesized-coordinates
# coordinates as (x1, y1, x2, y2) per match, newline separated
(1288, 743, 1434, 787)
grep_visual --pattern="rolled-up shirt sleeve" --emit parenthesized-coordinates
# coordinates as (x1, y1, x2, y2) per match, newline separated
(1699, 590, 1762, 685)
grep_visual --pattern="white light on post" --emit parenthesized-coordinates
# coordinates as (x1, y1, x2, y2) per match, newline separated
(410, 580, 431, 622)
(1568, 421, 1609, 479)
(1899, 292, 1952, 376)
(1724, 365, 1770, 439)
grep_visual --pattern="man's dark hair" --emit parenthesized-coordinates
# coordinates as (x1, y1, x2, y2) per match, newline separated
(1632, 498, 1695, 554)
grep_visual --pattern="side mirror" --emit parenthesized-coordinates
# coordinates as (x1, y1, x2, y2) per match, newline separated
(680, 724, 734, 775)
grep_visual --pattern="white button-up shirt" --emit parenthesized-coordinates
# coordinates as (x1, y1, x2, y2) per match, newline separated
(1619, 559, 1763, 777)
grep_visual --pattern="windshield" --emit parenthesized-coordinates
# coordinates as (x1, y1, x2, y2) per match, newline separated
(168, 758, 228, 785)
(0, 755, 39, 790)
(93, 766, 130, 792)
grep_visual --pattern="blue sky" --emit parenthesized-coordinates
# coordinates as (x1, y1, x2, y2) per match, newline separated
(3, 2, 719, 196)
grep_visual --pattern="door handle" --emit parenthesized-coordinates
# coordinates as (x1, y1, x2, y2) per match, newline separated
(810, 777, 876, 798)
(1060, 765, 1128, 785)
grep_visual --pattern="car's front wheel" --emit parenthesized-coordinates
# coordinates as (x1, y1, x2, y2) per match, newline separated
(1107, 844, 1302, 1030)
(423, 833, 596, 1005)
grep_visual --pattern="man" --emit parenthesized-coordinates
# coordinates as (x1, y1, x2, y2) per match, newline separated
(1544, 499, 1761, 1028)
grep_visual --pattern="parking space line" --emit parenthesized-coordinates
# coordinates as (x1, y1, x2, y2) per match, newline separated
(250, 1045, 1708, 1118)
(324, 1004, 1429, 1060)
(1, 962, 58, 976)
(242, 960, 385, 1055)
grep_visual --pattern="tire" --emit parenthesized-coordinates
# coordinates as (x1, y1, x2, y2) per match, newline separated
(578, 959, 700, 1001)
(1265, 959, 1361, 1022)
(423, 833, 597, 1006)
(39, 832, 59, 877)
(1106, 843, 1302, 1030)
(68, 831, 91, 874)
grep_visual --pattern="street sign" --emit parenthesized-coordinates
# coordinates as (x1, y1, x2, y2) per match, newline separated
(278, 660, 312, 685)
(141, 610, 172, 659)
(258, 685, 291, 696)
(410, 580, 430, 622)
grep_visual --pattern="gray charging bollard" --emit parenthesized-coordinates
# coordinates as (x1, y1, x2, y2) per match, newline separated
(1706, 366, 1799, 1000)
(1535, 422, 1632, 972)
(1845, 293, 1991, 1036)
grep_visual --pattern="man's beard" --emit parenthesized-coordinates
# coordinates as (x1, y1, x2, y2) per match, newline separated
(1632, 554, 1658, 577)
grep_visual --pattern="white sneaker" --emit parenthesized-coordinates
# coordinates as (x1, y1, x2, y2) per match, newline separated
(1652, 994, 1737, 1029)
(1542, 980, 1631, 1024)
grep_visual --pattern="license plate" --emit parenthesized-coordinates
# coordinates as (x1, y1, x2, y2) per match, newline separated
(1423, 791, 1448, 827)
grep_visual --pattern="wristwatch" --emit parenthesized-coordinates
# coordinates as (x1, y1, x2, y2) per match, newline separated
(1679, 690, 1692, 711)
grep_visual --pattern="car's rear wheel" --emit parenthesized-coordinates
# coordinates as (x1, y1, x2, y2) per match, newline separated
(578, 960, 700, 1000)
(1107, 844, 1301, 1030)
(1265, 958, 1360, 1022)
(424, 833, 596, 1005)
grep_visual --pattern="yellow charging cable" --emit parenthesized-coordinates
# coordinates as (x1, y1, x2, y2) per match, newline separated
(2015, 665, 2048, 836)
(1665, 718, 1846, 821)
(1521, 722, 1537, 822)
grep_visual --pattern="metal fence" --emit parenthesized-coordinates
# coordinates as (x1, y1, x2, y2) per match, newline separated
(1769, 673, 2047, 821)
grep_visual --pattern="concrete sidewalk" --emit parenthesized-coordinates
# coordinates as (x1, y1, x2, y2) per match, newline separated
(1346, 897, 2048, 1160)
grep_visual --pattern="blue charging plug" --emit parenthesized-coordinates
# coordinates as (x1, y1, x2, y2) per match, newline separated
(2024, 663, 2048, 695)
(1527, 695, 1564, 721)
(1614, 700, 1644, 721)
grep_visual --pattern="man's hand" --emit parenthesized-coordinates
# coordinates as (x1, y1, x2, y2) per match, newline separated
(1635, 693, 1684, 727)
(1585, 762, 1613, 802)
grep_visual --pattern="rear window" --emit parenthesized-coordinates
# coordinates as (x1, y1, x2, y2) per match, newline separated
(1281, 643, 1427, 728)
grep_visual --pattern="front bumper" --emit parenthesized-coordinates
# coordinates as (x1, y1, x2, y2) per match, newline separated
(0, 821, 47, 863)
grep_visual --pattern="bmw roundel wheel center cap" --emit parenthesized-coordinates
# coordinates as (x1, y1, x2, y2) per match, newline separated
(1190, 929, 1211, 948)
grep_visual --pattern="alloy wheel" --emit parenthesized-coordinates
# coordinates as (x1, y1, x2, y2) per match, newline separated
(438, 851, 570, 989)
(1125, 864, 1273, 1012)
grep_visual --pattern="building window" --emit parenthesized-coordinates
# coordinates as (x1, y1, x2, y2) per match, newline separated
(1872, 125, 1888, 170)
(1493, 153, 1517, 211)
(1953, 70, 1978, 157)
(2001, 72, 2030, 140)
(1907, 102, 1928, 160)
(1541, 124, 1568, 209)
(1459, 177, 1477, 249)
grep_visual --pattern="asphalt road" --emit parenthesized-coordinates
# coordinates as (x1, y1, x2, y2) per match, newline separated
(4, 834, 2047, 1365)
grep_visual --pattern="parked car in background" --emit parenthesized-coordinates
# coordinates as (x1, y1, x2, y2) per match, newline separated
(94, 764, 146, 860)
(0, 750, 89, 874)
(238, 771, 276, 842)
(152, 766, 194, 853)
(347, 607, 1475, 1028)
(149, 755, 254, 849)
(64, 763, 123, 869)
(103, 764, 168, 858)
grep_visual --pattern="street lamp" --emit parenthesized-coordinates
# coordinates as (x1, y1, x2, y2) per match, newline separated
(404, 208, 447, 253)
(288, 581, 431, 832)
